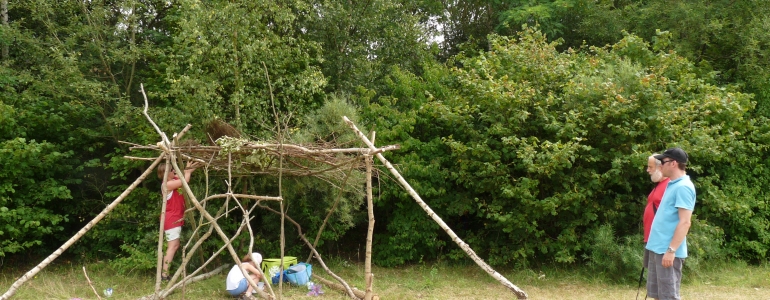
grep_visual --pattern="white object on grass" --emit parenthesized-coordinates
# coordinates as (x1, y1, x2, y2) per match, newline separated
(268, 266, 281, 278)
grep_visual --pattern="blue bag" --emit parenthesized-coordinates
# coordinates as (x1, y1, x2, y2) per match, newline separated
(284, 263, 312, 286)
(271, 271, 290, 285)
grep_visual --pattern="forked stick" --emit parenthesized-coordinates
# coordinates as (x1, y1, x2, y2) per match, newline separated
(343, 116, 529, 300)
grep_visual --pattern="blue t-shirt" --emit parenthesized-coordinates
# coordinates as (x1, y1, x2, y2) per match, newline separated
(645, 175, 696, 258)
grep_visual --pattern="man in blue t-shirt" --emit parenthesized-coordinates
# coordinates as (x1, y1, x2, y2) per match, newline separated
(645, 147, 696, 300)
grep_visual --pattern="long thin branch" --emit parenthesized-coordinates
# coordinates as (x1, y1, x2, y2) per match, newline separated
(183, 193, 282, 214)
(343, 116, 529, 299)
(230, 150, 276, 299)
(124, 156, 159, 161)
(163, 214, 249, 297)
(231, 194, 275, 298)
(312, 275, 368, 299)
(155, 159, 171, 294)
(364, 154, 375, 300)
(128, 143, 400, 155)
(138, 264, 230, 300)
(263, 61, 288, 295)
(170, 187, 235, 290)
(82, 266, 103, 300)
(307, 165, 354, 263)
(0, 155, 165, 300)
(140, 84, 170, 147)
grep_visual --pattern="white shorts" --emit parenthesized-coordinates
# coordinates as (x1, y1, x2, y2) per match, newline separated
(165, 226, 182, 241)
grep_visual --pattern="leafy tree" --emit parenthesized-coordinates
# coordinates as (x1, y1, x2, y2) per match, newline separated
(156, 0, 326, 137)
(0, 0, 192, 258)
(301, 0, 434, 96)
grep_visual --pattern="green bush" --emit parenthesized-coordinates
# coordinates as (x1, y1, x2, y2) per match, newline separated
(363, 27, 765, 267)
(0, 138, 74, 257)
(683, 218, 726, 276)
(584, 224, 643, 283)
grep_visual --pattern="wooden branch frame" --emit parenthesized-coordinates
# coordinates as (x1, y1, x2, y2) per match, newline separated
(1, 83, 527, 300)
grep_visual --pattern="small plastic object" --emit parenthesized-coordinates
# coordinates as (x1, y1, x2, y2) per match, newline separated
(307, 283, 323, 296)
(103, 287, 113, 298)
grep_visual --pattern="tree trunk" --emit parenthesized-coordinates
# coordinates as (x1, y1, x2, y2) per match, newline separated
(1, 0, 8, 60)
(343, 116, 529, 300)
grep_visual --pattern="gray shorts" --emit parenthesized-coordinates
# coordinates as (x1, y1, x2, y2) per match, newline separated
(646, 252, 684, 300)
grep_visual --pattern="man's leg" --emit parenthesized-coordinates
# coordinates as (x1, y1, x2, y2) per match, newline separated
(646, 251, 660, 300)
(651, 253, 682, 300)
(673, 258, 683, 299)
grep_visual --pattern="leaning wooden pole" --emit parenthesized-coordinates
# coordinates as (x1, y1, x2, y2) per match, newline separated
(0, 155, 165, 300)
(364, 153, 375, 300)
(155, 159, 171, 294)
(312, 275, 369, 299)
(343, 116, 528, 300)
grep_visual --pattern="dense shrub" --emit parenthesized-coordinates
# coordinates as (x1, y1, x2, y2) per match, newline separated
(363, 28, 767, 266)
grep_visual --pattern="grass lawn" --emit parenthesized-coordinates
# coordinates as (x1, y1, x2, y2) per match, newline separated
(2, 258, 769, 299)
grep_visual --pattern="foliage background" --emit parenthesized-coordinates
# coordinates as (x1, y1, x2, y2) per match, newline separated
(1, 0, 769, 281)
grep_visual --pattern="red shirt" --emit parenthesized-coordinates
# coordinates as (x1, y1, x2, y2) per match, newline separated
(644, 178, 670, 242)
(163, 187, 186, 231)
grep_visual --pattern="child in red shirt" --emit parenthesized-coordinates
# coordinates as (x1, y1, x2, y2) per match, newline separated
(157, 161, 201, 280)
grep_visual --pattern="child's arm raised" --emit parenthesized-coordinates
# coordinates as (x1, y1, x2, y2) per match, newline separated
(165, 161, 202, 190)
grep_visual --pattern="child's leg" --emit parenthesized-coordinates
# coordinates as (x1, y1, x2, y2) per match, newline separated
(245, 285, 253, 295)
(162, 227, 182, 276)
(247, 274, 262, 293)
(163, 238, 180, 276)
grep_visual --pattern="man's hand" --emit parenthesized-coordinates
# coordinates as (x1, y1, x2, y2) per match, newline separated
(662, 252, 675, 268)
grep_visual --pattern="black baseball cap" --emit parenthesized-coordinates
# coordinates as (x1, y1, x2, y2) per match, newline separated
(654, 148, 688, 164)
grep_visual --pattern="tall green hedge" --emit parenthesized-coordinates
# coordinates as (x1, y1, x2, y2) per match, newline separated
(363, 29, 768, 266)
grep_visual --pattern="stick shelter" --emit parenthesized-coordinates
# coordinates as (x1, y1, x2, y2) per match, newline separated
(0, 84, 527, 300)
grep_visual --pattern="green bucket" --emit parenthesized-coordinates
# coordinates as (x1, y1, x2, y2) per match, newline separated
(260, 256, 298, 279)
